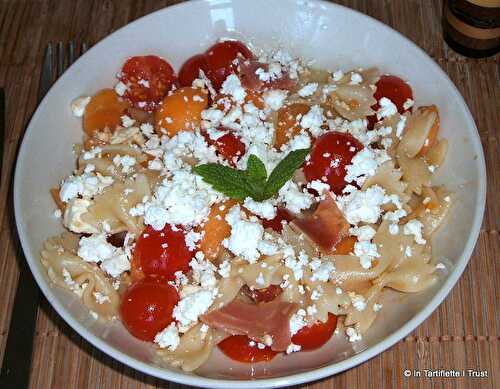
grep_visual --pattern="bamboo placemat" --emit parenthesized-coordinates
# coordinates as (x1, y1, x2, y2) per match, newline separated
(0, 0, 498, 388)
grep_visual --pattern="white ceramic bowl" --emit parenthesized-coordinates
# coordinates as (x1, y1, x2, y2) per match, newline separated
(14, 0, 486, 387)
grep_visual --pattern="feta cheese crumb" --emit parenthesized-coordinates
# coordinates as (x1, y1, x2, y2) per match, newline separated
(114, 81, 128, 96)
(349, 292, 367, 311)
(346, 327, 362, 342)
(403, 98, 414, 110)
(243, 197, 277, 220)
(173, 288, 216, 328)
(286, 343, 302, 354)
(403, 219, 426, 245)
(377, 97, 397, 120)
(154, 322, 180, 351)
(221, 74, 246, 103)
(263, 89, 288, 111)
(70, 96, 91, 117)
(298, 83, 318, 97)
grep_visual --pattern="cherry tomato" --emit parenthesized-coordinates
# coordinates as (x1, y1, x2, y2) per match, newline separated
(178, 54, 210, 87)
(218, 335, 278, 363)
(133, 224, 193, 280)
(244, 285, 283, 303)
(304, 132, 363, 195)
(205, 40, 254, 90)
(120, 277, 179, 341)
(262, 208, 295, 232)
(205, 129, 246, 166)
(291, 313, 338, 351)
(119, 55, 176, 112)
(368, 75, 413, 129)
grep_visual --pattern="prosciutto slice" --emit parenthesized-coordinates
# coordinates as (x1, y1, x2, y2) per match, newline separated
(238, 60, 297, 92)
(292, 193, 350, 253)
(201, 299, 298, 351)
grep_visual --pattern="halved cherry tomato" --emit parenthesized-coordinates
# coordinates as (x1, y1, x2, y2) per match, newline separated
(333, 235, 357, 255)
(205, 40, 254, 90)
(291, 313, 338, 351)
(218, 335, 278, 363)
(204, 128, 246, 166)
(243, 285, 283, 303)
(275, 103, 311, 149)
(119, 55, 176, 112)
(262, 208, 295, 232)
(133, 224, 193, 280)
(120, 277, 179, 341)
(368, 75, 413, 129)
(178, 54, 210, 87)
(304, 132, 363, 195)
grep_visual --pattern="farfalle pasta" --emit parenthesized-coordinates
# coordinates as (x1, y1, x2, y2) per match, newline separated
(41, 39, 452, 373)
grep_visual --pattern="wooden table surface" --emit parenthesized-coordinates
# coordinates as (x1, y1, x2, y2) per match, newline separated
(0, 0, 498, 388)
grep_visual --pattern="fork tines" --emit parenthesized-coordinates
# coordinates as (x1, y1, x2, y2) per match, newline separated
(52, 41, 89, 79)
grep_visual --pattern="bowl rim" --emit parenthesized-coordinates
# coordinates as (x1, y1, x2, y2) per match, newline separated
(13, 0, 487, 387)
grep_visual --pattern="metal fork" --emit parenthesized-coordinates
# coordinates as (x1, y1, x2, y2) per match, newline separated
(0, 41, 89, 389)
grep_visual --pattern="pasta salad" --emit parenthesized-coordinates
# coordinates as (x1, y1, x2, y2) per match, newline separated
(42, 40, 452, 372)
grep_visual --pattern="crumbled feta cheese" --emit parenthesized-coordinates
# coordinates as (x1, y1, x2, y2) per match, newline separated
(173, 288, 216, 328)
(396, 115, 407, 138)
(349, 73, 363, 85)
(221, 74, 246, 103)
(298, 83, 318, 97)
(114, 81, 128, 96)
(263, 89, 288, 111)
(300, 105, 324, 137)
(70, 96, 91, 117)
(243, 197, 277, 220)
(223, 204, 264, 263)
(121, 115, 135, 128)
(353, 240, 380, 269)
(405, 245, 413, 257)
(59, 172, 114, 202)
(113, 154, 136, 173)
(53, 209, 62, 219)
(78, 234, 115, 262)
(154, 322, 180, 351)
(349, 292, 367, 311)
(336, 185, 388, 225)
(332, 70, 344, 81)
(289, 310, 307, 335)
(63, 198, 99, 234)
(346, 327, 362, 342)
(100, 250, 130, 278)
(428, 164, 436, 173)
(345, 147, 390, 186)
(278, 181, 313, 214)
(218, 260, 231, 278)
(403, 219, 426, 245)
(185, 231, 203, 251)
(349, 225, 376, 241)
(389, 223, 400, 235)
(403, 98, 414, 110)
(286, 343, 302, 354)
(373, 303, 383, 312)
(190, 254, 217, 289)
(93, 292, 110, 304)
(377, 97, 398, 120)
(310, 260, 335, 282)
(309, 180, 330, 195)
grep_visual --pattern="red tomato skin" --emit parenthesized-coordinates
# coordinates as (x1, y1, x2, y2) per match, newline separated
(205, 40, 254, 90)
(261, 208, 295, 232)
(368, 75, 413, 129)
(218, 335, 278, 363)
(213, 132, 246, 166)
(120, 55, 176, 112)
(120, 277, 179, 341)
(291, 313, 338, 351)
(134, 225, 193, 280)
(178, 54, 210, 87)
(303, 132, 363, 195)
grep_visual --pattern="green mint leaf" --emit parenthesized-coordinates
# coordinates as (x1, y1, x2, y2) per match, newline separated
(263, 148, 310, 199)
(193, 164, 253, 200)
(245, 154, 267, 201)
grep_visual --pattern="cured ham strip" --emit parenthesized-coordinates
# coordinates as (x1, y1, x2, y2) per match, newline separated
(238, 60, 297, 91)
(201, 298, 298, 351)
(292, 193, 350, 253)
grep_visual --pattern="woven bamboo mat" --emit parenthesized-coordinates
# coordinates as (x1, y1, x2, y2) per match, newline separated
(0, 0, 498, 388)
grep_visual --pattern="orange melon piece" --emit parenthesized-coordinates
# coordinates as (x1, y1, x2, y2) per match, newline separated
(154, 87, 208, 137)
(274, 103, 310, 149)
(199, 200, 237, 260)
(83, 89, 129, 135)
(333, 235, 357, 255)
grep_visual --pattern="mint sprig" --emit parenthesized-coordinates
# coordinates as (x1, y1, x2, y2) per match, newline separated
(193, 148, 310, 202)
